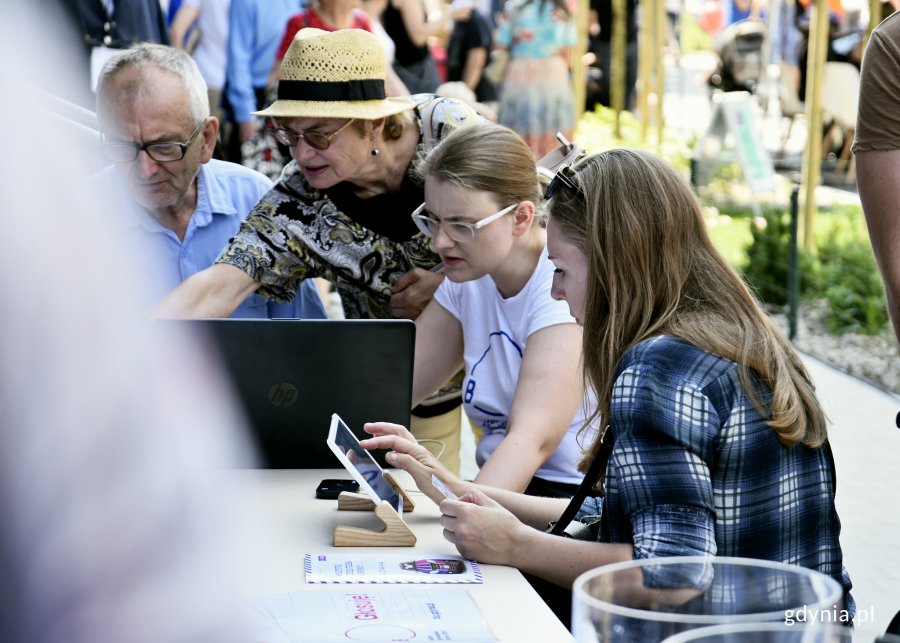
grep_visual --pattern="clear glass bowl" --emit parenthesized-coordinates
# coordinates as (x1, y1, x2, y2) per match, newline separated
(571, 556, 845, 643)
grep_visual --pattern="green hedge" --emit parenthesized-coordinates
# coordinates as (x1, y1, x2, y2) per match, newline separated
(722, 204, 888, 335)
(818, 236, 889, 335)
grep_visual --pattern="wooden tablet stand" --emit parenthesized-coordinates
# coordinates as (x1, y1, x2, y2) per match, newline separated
(332, 471, 417, 547)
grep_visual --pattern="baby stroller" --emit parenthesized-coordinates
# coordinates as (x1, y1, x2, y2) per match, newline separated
(708, 20, 766, 93)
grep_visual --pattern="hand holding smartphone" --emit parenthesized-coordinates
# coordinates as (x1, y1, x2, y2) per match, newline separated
(431, 474, 458, 500)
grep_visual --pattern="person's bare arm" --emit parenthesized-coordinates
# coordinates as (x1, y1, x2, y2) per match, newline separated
(394, 0, 468, 46)
(394, 0, 439, 46)
(748, 0, 764, 21)
(152, 263, 260, 319)
(360, 422, 568, 526)
(442, 491, 702, 606)
(461, 47, 487, 91)
(267, 58, 281, 88)
(238, 119, 259, 144)
(439, 489, 633, 587)
(856, 150, 900, 344)
(170, 4, 201, 49)
(473, 323, 584, 491)
(412, 300, 465, 406)
(385, 65, 410, 96)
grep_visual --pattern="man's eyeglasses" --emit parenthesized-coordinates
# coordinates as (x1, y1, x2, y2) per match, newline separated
(102, 119, 206, 163)
(273, 119, 355, 150)
(411, 203, 518, 243)
(544, 165, 585, 203)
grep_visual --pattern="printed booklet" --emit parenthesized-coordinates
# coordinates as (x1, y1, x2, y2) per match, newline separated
(304, 552, 484, 584)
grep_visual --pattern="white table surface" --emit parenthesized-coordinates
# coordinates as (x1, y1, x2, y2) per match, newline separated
(224, 468, 574, 642)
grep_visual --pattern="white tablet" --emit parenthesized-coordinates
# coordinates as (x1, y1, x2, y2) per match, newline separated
(326, 413, 402, 516)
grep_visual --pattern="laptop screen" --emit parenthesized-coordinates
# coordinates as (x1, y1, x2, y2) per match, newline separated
(177, 319, 415, 468)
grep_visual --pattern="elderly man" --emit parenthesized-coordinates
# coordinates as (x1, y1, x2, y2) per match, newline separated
(94, 43, 325, 318)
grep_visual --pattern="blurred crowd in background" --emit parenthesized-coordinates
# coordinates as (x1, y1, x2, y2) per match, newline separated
(58, 0, 900, 174)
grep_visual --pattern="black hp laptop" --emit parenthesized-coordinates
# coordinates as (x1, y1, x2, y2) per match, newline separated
(186, 319, 415, 468)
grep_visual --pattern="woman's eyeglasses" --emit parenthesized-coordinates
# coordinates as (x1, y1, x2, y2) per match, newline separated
(102, 119, 206, 163)
(544, 165, 585, 203)
(411, 203, 518, 243)
(273, 119, 355, 150)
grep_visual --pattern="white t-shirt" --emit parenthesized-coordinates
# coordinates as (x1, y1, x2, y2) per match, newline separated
(434, 247, 595, 484)
(370, 18, 396, 65)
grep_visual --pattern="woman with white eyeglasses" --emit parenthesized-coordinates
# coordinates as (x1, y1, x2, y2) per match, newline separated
(409, 122, 598, 496)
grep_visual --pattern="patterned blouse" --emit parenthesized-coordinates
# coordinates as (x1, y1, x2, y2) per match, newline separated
(214, 94, 480, 320)
(599, 335, 853, 605)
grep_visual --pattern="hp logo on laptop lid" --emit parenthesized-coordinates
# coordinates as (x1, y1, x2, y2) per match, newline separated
(268, 382, 299, 408)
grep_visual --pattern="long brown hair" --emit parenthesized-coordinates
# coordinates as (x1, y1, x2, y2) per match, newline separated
(548, 149, 827, 471)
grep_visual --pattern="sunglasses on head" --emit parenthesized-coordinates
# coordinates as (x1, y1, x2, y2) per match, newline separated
(544, 165, 586, 204)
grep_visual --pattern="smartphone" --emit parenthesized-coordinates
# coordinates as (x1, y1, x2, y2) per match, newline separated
(315, 478, 360, 499)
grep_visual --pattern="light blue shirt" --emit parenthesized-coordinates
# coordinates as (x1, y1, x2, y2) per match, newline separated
(181, 0, 230, 90)
(225, 0, 302, 123)
(96, 158, 326, 319)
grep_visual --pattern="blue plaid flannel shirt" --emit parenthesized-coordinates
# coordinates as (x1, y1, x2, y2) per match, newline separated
(598, 335, 853, 604)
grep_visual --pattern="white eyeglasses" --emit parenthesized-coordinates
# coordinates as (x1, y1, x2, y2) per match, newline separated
(410, 203, 518, 243)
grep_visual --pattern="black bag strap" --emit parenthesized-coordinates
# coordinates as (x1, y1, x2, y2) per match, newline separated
(548, 429, 614, 536)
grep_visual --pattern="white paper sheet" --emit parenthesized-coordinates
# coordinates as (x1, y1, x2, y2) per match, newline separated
(252, 587, 498, 642)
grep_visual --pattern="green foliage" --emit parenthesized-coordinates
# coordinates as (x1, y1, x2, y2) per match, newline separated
(739, 208, 819, 306)
(575, 106, 692, 175)
(705, 211, 752, 267)
(734, 206, 886, 335)
(809, 203, 870, 245)
(695, 162, 757, 206)
(818, 234, 889, 335)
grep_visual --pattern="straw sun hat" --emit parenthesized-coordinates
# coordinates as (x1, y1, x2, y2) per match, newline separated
(254, 28, 414, 121)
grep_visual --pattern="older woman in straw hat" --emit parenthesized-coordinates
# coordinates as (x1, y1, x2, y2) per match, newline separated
(155, 28, 482, 473)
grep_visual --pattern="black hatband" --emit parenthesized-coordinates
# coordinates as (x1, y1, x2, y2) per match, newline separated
(277, 79, 385, 101)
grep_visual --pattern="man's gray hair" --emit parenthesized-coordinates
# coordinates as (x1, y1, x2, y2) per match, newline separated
(96, 43, 210, 123)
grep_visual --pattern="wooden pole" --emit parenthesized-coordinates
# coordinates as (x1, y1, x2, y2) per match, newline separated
(572, 0, 590, 126)
(611, 0, 627, 138)
(637, 0, 652, 142)
(866, 0, 882, 44)
(653, 0, 665, 147)
(799, 0, 829, 249)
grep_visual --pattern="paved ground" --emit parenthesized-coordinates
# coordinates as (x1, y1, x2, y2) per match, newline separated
(803, 355, 900, 640)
